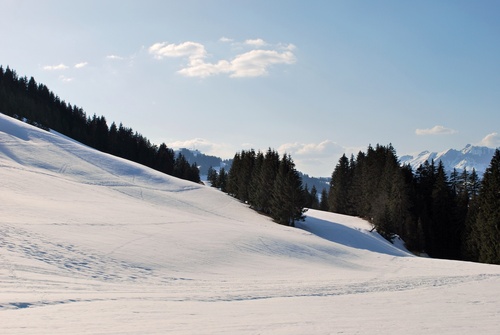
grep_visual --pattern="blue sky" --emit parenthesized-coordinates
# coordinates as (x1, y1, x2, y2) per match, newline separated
(2, 0, 499, 176)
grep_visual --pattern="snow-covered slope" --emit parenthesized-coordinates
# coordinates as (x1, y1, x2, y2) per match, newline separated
(400, 144, 497, 175)
(1, 113, 500, 334)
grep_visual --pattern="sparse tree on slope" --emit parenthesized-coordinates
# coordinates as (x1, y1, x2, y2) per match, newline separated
(207, 166, 218, 187)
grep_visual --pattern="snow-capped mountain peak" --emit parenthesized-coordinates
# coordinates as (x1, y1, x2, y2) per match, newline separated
(400, 145, 498, 175)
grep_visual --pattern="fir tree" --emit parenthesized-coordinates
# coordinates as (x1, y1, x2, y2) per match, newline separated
(472, 149, 500, 263)
(328, 154, 351, 214)
(217, 167, 228, 192)
(270, 154, 306, 226)
(309, 185, 320, 209)
(207, 166, 218, 187)
(319, 188, 329, 211)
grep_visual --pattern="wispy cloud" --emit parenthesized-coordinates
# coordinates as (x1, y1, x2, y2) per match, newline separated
(229, 49, 295, 77)
(415, 125, 458, 136)
(43, 63, 69, 71)
(106, 54, 125, 60)
(245, 38, 267, 47)
(148, 39, 296, 78)
(74, 62, 88, 69)
(59, 75, 73, 83)
(149, 41, 207, 60)
(219, 37, 233, 43)
(478, 132, 500, 147)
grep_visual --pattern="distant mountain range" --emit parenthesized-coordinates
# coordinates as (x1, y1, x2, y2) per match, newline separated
(400, 144, 498, 175)
(180, 144, 498, 189)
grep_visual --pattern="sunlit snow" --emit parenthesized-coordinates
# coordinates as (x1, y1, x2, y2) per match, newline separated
(1, 114, 499, 334)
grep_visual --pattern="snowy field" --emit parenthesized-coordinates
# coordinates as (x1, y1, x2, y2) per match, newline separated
(1, 113, 499, 334)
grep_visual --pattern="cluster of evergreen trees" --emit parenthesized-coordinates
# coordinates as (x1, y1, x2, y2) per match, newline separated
(327, 144, 500, 264)
(0, 66, 200, 183)
(222, 149, 306, 226)
(207, 166, 228, 192)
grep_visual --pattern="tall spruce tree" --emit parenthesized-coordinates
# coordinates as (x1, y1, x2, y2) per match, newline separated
(430, 161, 460, 259)
(251, 149, 280, 214)
(328, 154, 351, 214)
(270, 154, 306, 226)
(471, 149, 500, 263)
(319, 188, 329, 211)
(217, 167, 228, 192)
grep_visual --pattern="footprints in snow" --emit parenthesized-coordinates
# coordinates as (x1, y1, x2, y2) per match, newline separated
(0, 225, 155, 283)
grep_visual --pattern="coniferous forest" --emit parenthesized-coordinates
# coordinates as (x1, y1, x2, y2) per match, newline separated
(0, 66, 200, 183)
(225, 149, 307, 227)
(327, 144, 500, 264)
(1, 66, 499, 264)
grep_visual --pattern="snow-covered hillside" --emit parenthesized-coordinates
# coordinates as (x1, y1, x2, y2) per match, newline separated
(400, 144, 497, 175)
(1, 113, 499, 334)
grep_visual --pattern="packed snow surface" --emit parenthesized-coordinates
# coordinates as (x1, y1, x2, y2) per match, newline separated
(1, 113, 499, 334)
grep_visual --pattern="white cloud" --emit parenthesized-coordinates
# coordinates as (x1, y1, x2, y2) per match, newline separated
(229, 49, 295, 77)
(282, 43, 296, 51)
(219, 37, 233, 43)
(74, 62, 88, 69)
(279, 140, 344, 158)
(59, 75, 73, 83)
(478, 132, 500, 147)
(106, 55, 124, 60)
(278, 140, 351, 177)
(245, 38, 267, 47)
(43, 63, 69, 71)
(149, 39, 296, 78)
(178, 59, 232, 78)
(415, 125, 458, 136)
(148, 41, 207, 60)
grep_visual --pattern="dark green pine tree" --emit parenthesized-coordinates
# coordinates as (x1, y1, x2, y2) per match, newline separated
(226, 152, 242, 197)
(328, 154, 351, 214)
(217, 167, 228, 192)
(248, 151, 265, 209)
(319, 188, 329, 211)
(468, 168, 481, 197)
(472, 149, 500, 264)
(270, 154, 306, 226)
(251, 148, 280, 214)
(461, 167, 482, 259)
(414, 160, 437, 253)
(309, 185, 320, 209)
(345, 151, 367, 217)
(237, 150, 256, 203)
(207, 166, 218, 187)
(430, 161, 460, 259)
(173, 153, 190, 180)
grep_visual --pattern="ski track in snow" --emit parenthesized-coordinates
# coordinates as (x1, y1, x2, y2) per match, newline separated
(1, 221, 498, 310)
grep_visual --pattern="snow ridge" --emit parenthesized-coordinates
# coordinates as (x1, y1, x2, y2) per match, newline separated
(400, 144, 498, 175)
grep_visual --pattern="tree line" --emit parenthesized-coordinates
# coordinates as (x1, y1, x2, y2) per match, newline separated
(0, 66, 200, 183)
(209, 149, 307, 227)
(327, 144, 500, 264)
